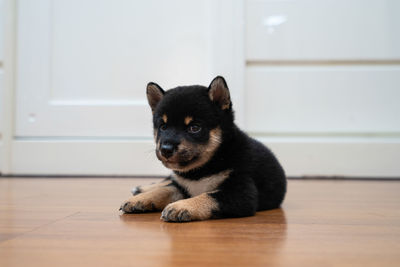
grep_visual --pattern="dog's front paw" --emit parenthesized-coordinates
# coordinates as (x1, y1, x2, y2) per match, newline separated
(160, 193, 217, 222)
(161, 202, 193, 222)
(119, 197, 156, 213)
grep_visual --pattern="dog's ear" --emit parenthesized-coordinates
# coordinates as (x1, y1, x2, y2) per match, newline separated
(146, 82, 165, 112)
(208, 76, 231, 110)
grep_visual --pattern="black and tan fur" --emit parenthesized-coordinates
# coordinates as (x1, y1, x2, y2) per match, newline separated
(120, 76, 286, 222)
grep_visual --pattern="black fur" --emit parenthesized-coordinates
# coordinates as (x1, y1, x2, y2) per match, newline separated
(148, 76, 286, 219)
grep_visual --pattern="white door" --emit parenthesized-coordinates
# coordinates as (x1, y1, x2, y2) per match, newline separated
(245, 0, 400, 177)
(12, 0, 243, 175)
(7, 0, 400, 177)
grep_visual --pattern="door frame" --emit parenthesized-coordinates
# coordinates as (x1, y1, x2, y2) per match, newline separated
(0, 0, 16, 175)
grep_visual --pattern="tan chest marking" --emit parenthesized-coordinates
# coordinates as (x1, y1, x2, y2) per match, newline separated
(172, 169, 232, 197)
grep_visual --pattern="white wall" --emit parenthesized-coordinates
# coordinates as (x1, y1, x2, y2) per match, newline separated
(0, 0, 5, 173)
(2, 0, 400, 177)
(0, 68, 3, 173)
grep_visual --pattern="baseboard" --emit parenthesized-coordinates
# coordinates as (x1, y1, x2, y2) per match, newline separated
(12, 139, 170, 176)
(10, 137, 400, 177)
(262, 136, 400, 178)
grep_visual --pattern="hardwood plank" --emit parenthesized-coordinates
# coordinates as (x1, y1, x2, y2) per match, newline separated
(0, 178, 399, 267)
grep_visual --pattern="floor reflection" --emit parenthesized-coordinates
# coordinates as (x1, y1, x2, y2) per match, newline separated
(119, 208, 287, 266)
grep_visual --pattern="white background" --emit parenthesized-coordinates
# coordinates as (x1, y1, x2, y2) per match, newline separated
(1, 0, 399, 177)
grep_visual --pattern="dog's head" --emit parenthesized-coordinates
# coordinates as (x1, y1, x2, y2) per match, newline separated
(146, 76, 233, 172)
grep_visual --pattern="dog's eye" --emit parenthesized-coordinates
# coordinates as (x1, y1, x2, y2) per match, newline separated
(188, 124, 201, 134)
(159, 124, 167, 131)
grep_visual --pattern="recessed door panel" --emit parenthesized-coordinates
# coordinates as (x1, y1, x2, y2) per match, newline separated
(16, 0, 216, 137)
(246, 0, 400, 61)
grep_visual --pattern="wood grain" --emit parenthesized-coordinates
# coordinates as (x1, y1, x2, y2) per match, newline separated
(0, 178, 399, 267)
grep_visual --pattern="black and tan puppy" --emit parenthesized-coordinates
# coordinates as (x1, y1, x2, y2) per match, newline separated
(120, 76, 286, 222)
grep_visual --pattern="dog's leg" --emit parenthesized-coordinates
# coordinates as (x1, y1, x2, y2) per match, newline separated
(161, 177, 258, 222)
(121, 183, 184, 213)
(131, 176, 172, 195)
(161, 192, 218, 222)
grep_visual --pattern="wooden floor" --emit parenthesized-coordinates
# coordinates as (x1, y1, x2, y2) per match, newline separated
(0, 178, 399, 267)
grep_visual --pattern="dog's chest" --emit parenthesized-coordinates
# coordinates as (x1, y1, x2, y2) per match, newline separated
(172, 170, 232, 197)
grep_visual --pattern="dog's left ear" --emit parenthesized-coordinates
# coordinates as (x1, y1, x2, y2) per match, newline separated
(208, 76, 231, 110)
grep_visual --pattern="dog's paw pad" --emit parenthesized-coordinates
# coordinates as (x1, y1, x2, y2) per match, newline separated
(120, 199, 154, 213)
(161, 205, 192, 222)
(130, 201, 145, 213)
(120, 201, 131, 212)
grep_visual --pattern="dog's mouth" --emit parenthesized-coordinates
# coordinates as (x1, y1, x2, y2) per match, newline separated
(153, 127, 222, 173)
(155, 149, 199, 170)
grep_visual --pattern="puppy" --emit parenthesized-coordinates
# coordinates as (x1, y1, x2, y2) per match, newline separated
(120, 76, 286, 222)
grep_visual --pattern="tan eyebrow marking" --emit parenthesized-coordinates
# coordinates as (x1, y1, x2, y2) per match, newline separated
(162, 114, 168, 123)
(184, 116, 193, 125)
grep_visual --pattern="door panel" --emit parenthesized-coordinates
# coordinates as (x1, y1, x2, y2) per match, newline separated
(16, 0, 216, 137)
(246, 0, 400, 61)
(246, 65, 400, 133)
(12, 0, 244, 176)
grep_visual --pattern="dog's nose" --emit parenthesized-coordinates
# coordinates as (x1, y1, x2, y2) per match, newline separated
(160, 143, 175, 158)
